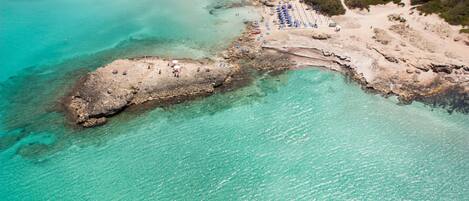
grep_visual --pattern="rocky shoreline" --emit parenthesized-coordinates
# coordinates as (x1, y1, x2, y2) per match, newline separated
(64, 58, 234, 127)
(255, 0, 469, 113)
(64, 0, 469, 127)
(63, 24, 292, 127)
(263, 38, 469, 113)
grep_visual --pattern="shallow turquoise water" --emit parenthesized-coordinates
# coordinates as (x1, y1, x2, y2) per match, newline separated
(1, 69, 469, 200)
(1, 0, 469, 200)
(0, 0, 256, 81)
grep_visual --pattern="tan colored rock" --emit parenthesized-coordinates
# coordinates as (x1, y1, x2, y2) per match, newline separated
(64, 58, 235, 127)
(373, 28, 393, 45)
(389, 24, 437, 52)
(260, 0, 275, 7)
(312, 32, 331, 40)
(388, 14, 406, 23)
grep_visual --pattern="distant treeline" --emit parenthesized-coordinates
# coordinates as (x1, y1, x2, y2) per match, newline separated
(410, 0, 469, 32)
(303, 0, 346, 16)
(345, 0, 402, 10)
(303, 0, 401, 15)
(303, 0, 468, 32)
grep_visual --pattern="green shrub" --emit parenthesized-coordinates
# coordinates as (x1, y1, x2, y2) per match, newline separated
(345, 0, 402, 10)
(411, 0, 469, 27)
(303, 0, 346, 16)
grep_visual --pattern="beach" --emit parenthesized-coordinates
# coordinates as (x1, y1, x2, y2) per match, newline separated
(255, 0, 468, 110)
(63, 0, 469, 127)
(1, 0, 469, 200)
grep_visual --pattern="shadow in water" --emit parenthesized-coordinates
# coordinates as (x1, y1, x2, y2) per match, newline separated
(0, 46, 291, 161)
(0, 35, 244, 161)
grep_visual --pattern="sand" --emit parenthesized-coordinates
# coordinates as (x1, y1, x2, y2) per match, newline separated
(255, 0, 469, 104)
(65, 0, 469, 127)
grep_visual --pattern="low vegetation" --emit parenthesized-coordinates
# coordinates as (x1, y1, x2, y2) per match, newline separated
(410, 0, 469, 29)
(303, 0, 346, 16)
(345, 0, 402, 10)
(304, 0, 469, 33)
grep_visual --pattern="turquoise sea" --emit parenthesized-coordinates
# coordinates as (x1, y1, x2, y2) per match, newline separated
(1, 0, 468, 200)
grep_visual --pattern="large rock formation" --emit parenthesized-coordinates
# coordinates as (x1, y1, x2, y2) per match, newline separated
(64, 58, 236, 127)
(263, 31, 469, 111)
(63, 22, 295, 128)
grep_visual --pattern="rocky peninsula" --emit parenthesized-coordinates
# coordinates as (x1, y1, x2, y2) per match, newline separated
(63, 25, 292, 127)
(64, 0, 469, 127)
(64, 58, 238, 127)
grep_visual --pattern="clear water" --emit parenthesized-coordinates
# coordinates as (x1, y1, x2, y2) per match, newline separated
(1, 0, 469, 200)
(0, 0, 257, 81)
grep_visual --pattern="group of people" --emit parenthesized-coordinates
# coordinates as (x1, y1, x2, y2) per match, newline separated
(169, 60, 182, 78)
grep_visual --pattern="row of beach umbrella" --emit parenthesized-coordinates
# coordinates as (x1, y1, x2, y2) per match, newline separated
(276, 4, 292, 27)
(276, 4, 301, 28)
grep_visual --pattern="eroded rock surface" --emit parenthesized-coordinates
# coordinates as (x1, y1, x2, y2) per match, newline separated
(64, 58, 235, 127)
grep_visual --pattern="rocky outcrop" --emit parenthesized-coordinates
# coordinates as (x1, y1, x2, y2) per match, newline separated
(261, 31, 469, 113)
(240, 51, 294, 72)
(312, 32, 331, 40)
(260, 0, 275, 7)
(389, 24, 437, 52)
(430, 63, 454, 74)
(372, 47, 398, 63)
(63, 22, 296, 128)
(373, 28, 393, 45)
(64, 58, 236, 127)
(388, 14, 406, 23)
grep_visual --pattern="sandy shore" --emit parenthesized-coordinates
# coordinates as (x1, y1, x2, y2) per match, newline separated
(255, 0, 468, 111)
